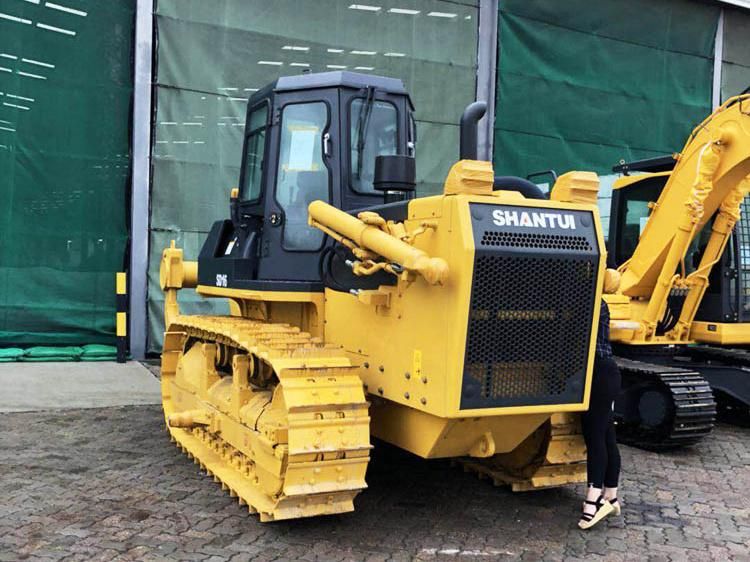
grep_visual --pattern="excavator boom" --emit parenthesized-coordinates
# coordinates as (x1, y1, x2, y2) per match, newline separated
(613, 95, 750, 343)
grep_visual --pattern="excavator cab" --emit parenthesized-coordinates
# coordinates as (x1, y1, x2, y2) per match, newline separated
(197, 72, 416, 289)
(607, 155, 675, 269)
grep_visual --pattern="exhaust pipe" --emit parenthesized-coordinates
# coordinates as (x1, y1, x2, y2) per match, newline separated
(493, 176, 547, 200)
(459, 101, 487, 161)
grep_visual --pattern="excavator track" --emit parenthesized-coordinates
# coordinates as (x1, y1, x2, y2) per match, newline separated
(678, 346, 750, 423)
(685, 345, 750, 366)
(613, 357, 716, 450)
(457, 413, 587, 491)
(161, 315, 371, 522)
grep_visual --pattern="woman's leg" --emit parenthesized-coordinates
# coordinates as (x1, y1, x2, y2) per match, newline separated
(603, 411, 620, 495)
(581, 405, 609, 490)
(580, 370, 614, 525)
(582, 369, 612, 490)
(579, 400, 616, 527)
(600, 357, 622, 504)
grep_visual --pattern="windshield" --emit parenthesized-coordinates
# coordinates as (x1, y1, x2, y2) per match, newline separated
(612, 177, 665, 266)
(350, 98, 398, 193)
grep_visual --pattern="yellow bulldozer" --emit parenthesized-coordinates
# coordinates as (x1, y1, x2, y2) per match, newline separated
(159, 71, 609, 521)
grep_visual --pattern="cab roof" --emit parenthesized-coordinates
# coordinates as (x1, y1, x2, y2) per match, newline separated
(248, 71, 413, 107)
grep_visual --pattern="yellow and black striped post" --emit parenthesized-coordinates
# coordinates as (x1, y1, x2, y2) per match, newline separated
(116, 272, 128, 363)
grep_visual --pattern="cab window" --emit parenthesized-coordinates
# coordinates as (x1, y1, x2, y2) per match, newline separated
(613, 178, 663, 266)
(275, 102, 329, 251)
(350, 98, 398, 194)
(241, 103, 268, 201)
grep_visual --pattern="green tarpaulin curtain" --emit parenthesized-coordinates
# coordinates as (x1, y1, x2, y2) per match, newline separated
(0, 1, 134, 345)
(494, 0, 719, 179)
(149, 0, 479, 351)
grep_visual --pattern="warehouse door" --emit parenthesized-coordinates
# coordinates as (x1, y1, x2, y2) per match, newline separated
(0, 1, 134, 345)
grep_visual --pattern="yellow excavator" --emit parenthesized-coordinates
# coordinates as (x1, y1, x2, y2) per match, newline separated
(603, 93, 750, 445)
(158, 71, 609, 521)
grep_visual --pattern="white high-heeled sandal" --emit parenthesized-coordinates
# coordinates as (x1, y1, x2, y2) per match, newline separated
(578, 497, 614, 530)
(608, 497, 621, 516)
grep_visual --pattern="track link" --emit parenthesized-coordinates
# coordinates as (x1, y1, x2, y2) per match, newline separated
(161, 315, 371, 522)
(457, 413, 587, 491)
(614, 357, 716, 450)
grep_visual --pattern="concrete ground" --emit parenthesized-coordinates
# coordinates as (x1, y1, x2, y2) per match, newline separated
(0, 361, 160, 412)
(0, 363, 748, 561)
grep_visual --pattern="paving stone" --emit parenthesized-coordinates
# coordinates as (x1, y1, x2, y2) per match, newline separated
(0, 405, 748, 560)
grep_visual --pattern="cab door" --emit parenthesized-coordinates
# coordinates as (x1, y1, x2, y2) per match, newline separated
(257, 90, 339, 282)
(340, 89, 408, 211)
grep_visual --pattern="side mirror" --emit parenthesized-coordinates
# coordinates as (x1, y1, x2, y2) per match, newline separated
(373, 155, 416, 193)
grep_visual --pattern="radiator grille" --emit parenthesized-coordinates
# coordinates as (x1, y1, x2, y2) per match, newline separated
(481, 231, 592, 252)
(461, 250, 597, 409)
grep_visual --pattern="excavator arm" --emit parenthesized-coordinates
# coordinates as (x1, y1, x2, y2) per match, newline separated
(610, 94, 750, 344)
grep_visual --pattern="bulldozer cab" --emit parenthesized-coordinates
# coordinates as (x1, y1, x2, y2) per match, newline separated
(198, 71, 416, 290)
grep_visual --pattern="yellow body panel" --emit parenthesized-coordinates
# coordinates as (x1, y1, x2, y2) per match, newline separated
(197, 285, 325, 338)
(369, 398, 549, 457)
(549, 171, 600, 205)
(690, 321, 750, 345)
(324, 191, 606, 425)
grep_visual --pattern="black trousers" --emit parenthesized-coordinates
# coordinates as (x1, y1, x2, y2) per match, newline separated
(581, 355, 621, 489)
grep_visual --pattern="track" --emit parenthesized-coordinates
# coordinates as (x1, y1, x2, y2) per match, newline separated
(457, 413, 587, 491)
(685, 345, 750, 366)
(161, 315, 371, 522)
(680, 345, 750, 424)
(613, 357, 716, 450)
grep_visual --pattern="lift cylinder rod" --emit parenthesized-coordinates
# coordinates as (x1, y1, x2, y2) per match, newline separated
(308, 200, 448, 285)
